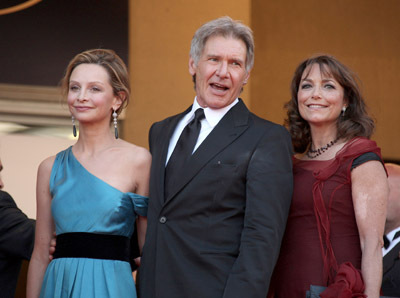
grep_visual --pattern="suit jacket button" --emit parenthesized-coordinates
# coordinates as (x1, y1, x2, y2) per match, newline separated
(159, 216, 167, 224)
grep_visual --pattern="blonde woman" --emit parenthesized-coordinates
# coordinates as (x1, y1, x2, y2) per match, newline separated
(27, 49, 150, 298)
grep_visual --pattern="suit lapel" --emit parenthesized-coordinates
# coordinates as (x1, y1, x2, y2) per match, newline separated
(383, 241, 400, 274)
(165, 100, 250, 202)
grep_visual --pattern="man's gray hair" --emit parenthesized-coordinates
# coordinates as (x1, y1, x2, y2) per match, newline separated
(190, 16, 254, 72)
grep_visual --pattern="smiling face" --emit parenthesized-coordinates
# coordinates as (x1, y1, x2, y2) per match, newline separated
(67, 63, 122, 124)
(298, 63, 346, 130)
(189, 35, 250, 109)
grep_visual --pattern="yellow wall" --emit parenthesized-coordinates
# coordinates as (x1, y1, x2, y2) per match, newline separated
(125, 0, 400, 160)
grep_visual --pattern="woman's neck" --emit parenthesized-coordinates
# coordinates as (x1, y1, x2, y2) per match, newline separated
(309, 123, 338, 149)
(73, 122, 116, 156)
(304, 124, 344, 160)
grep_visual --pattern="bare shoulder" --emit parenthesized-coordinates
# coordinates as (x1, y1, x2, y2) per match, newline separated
(351, 160, 388, 196)
(36, 155, 57, 199)
(38, 155, 56, 176)
(115, 140, 151, 167)
(352, 159, 386, 178)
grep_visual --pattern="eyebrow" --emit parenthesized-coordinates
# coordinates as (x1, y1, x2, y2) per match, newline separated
(69, 80, 105, 85)
(231, 58, 245, 64)
(301, 78, 336, 83)
(206, 54, 245, 64)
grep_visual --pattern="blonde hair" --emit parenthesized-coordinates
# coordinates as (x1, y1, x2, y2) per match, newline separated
(61, 49, 130, 114)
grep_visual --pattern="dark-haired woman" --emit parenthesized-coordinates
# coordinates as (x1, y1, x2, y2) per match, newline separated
(268, 55, 388, 298)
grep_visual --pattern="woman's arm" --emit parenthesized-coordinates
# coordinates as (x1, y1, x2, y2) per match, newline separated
(134, 148, 151, 253)
(137, 216, 148, 254)
(27, 157, 55, 298)
(351, 160, 388, 298)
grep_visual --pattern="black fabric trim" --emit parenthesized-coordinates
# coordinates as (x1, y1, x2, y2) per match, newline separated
(53, 232, 130, 262)
(351, 152, 381, 170)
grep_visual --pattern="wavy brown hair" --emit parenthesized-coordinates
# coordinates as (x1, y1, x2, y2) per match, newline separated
(61, 49, 130, 116)
(285, 55, 375, 153)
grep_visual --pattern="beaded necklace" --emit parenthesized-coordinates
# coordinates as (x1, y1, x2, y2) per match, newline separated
(306, 138, 338, 159)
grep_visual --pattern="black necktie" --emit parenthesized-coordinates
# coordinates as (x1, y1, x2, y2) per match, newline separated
(164, 108, 205, 198)
(383, 231, 400, 249)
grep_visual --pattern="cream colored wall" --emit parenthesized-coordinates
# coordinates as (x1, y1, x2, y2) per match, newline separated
(251, 0, 400, 160)
(124, 0, 251, 148)
(0, 134, 74, 219)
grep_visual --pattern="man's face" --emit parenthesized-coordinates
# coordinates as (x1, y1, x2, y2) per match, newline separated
(189, 35, 250, 109)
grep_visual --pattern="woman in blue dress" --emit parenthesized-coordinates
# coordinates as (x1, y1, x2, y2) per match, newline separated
(27, 49, 151, 298)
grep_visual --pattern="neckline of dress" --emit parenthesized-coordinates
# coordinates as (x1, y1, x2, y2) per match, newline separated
(68, 146, 137, 196)
(294, 137, 361, 163)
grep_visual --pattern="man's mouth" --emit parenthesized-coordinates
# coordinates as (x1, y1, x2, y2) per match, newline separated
(210, 83, 229, 91)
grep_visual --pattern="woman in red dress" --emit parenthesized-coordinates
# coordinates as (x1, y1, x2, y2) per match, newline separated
(269, 55, 388, 298)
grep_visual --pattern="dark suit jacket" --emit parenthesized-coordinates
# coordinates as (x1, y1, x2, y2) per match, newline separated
(0, 190, 35, 298)
(382, 238, 400, 297)
(138, 100, 293, 298)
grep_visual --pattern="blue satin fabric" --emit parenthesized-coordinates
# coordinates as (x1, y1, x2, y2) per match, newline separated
(40, 146, 148, 298)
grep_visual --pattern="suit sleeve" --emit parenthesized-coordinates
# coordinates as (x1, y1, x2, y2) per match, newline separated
(148, 123, 156, 154)
(222, 125, 293, 298)
(0, 191, 36, 260)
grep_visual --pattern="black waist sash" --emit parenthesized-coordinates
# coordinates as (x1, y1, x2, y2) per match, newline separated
(53, 232, 130, 262)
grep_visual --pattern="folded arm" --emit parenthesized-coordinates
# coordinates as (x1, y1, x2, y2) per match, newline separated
(0, 191, 35, 259)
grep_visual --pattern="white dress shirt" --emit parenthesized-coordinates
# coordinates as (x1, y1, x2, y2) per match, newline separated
(382, 226, 400, 256)
(166, 97, 239, 165)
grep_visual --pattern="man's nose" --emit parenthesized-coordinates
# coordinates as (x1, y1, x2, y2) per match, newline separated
(216, 61, 229, 78)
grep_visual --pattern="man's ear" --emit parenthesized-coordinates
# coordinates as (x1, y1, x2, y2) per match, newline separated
(189, 57, 197, 76)
(243, 71, 251, 85)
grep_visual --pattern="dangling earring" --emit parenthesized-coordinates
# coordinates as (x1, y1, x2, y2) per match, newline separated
(71, 115, 77, 137)
(113, 110, 119, 139)
(341, 106, 347, 117)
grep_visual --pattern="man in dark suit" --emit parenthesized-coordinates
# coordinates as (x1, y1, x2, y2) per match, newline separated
(382, 163, 400, 297)
(0, 158, 35, 297)
(138, 17, 293, 298)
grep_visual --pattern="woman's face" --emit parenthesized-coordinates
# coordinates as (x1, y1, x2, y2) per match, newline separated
(297, 63, 346, 129)
(67, 63, 120, 124)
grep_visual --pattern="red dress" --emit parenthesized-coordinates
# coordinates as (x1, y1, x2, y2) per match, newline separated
(269, 137, 382, 298)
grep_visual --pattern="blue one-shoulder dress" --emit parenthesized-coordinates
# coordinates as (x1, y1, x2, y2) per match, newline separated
(40, 146, 148, 298)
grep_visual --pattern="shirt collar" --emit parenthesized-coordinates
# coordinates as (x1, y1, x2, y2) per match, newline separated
(386, 226, 400, 241)
(189, 97, 239, 128)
